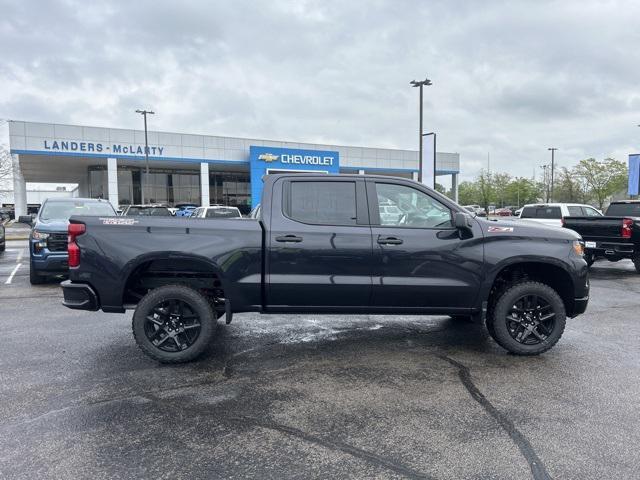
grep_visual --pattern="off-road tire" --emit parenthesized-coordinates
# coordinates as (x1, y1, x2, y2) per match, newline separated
(633, 254, 640, 274)
(29, 265, 45, 285)
(585, 254, 595, 267)
(487, 281, 566, 356)
(132, 285, 217, 364)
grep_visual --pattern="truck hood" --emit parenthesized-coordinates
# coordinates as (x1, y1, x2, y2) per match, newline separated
(33, 219, 69, 232)
(476, 217, 581, 241)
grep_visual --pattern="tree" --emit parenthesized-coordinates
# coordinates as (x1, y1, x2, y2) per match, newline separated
(477, 170, 495, 212)
(504, 177, 542, 207)
(492, 173, 512, 207)
(574, 158, 628, 210)
(457, 181, 480, 206)
(554, 167, 588, 204)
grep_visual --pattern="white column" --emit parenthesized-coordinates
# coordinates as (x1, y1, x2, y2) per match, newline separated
(107, 157, 119, 209)
(12, 154, 27, 218)
(452, 173, 459, 203)
(200, 162, 210, 206)
(412, 171, 419, 181)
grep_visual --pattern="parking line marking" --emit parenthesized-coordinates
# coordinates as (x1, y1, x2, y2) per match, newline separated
(5, 263, 21, 284)
(16, 250, 24, 262)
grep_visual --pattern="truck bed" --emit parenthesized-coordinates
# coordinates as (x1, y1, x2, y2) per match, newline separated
(68, 215, 264, 312)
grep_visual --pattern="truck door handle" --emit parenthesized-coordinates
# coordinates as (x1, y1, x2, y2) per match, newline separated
(275, 235, 303, 243)
(377, 236, 403, 245)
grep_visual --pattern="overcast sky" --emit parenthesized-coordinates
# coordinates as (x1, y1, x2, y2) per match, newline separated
(2, 0, 640, 182)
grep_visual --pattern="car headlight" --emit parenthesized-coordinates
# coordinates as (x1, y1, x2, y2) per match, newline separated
(573, 240, 584, 256)
(32, 230, 50, 240)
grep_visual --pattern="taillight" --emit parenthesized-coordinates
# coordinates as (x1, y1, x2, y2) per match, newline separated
(68, 223, 86, 268)
(561, 217, 565, 227)
(622, 218, 633, 239)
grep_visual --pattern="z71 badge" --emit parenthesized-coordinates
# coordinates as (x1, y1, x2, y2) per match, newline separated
(487, 226, 514, 233)
(100, 217, 139, 225)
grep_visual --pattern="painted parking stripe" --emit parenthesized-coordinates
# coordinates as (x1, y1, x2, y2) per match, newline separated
(16, 250, 24, 262)
(5, 263, 21, 284)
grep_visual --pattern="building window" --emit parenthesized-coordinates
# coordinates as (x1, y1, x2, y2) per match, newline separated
(209, 171, 250, 214)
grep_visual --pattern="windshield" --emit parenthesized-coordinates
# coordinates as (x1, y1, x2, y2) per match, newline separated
(606, 203, 640, 216)
(126, 207, 172, 216)
(206, 208, 241, 218)
(40, 201, 115, 220)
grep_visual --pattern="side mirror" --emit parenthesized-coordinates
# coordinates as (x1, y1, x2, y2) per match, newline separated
(454, 211, 471, 230)
(18, 215, 33, 226)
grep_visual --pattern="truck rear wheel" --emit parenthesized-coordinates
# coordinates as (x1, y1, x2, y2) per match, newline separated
(132, 285, 218, 363)
(633, 254, 640, 274)
(487, 281, 566, 355)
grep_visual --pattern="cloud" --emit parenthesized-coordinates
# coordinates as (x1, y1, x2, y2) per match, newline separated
(1, 0, 640, 181)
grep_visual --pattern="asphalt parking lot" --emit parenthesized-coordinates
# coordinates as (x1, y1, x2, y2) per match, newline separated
(1, 239, 639, 480)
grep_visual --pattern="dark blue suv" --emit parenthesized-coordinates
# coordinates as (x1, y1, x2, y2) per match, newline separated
(29, 198, 115, 284)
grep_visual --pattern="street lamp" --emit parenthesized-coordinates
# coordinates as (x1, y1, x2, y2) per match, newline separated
(540, 164, 550, 202)
(422, 132, 436, 189)
(135, 109, 155, 204)
(548, 147, 558, 202)
(410, 77, 432, 184)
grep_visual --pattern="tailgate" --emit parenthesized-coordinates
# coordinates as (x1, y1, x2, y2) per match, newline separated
(563, 216, 624, 240)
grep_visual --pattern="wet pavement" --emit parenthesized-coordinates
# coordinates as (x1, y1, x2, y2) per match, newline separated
(1, 239, 639, 479)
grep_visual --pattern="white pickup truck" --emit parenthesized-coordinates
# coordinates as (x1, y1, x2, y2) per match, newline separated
(518, 203, 602, 227)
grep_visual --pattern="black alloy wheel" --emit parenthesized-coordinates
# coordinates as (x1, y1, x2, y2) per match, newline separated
(487, 281, 566, 355)
(506, 294, 555, 345)
(132, 285, 217, 363)
(144, 299, 202, 353)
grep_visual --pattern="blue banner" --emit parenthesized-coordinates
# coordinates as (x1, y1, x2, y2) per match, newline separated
(629, 154, 640, 196)
(249, 146, 340, 208)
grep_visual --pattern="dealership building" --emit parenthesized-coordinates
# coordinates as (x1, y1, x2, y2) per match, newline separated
(8, 120, 460, 216)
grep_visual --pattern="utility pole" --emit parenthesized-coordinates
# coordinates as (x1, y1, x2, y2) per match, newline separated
(135, 109, 155, 204)
(410, 77, 432, 184)
(541, 164, 550, 202)
(548, 147, 558, 202)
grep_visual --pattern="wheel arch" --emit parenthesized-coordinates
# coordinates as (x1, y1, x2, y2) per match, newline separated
(482, 258, 576, 316)
(121, 252, 228, 307)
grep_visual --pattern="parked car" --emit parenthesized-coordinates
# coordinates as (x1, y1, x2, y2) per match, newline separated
(494, 207, 513, 217)
(563, 200, 640, 271)
(0, 223, 5, 253)
(0, 207, 15, 222)
(518, 203, 602, 227)
(174, 203, 199, 217)
(61, 174, 589, 363)
(191, 206, 243, 219)
(27, 198, 116, 284)
(463, 205, 487, 217)
(121, 205, 173, 216)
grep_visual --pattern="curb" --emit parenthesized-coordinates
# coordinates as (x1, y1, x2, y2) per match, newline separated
(6, 235, 30, 241)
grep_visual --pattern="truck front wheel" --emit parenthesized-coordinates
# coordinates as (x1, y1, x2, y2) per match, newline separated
(487, 281, 566, 355)
(132, 285, 218, 363)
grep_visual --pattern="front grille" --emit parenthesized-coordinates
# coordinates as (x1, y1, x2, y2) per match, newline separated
(47, 232, 68, 252)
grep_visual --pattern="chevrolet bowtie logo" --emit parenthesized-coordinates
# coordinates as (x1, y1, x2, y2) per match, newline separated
(258, 153, 279, 162)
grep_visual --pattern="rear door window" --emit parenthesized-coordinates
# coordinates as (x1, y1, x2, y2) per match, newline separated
(521, 206, 562, 219)
(567, 206, 583, 216)
(285, 181, 357, 225)
(605, 203, 640, 216)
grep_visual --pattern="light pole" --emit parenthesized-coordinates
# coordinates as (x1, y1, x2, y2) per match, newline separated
(135, 109, 155, 204)
(422, 132, 436, 189)
(410, 77, 432, 183)
(540, 164, 550, 202)
(548, 147, 558, 202)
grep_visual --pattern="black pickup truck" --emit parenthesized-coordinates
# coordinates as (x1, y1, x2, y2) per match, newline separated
(61, 174, 589, 363)
(563, 200, 640, 272)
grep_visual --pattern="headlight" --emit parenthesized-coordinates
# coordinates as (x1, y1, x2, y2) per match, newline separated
(573, 240, 584, 256)
(32, 230, 50, 240)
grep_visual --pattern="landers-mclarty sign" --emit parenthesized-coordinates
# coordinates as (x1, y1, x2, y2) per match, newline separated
(43, 140, 164, 156)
